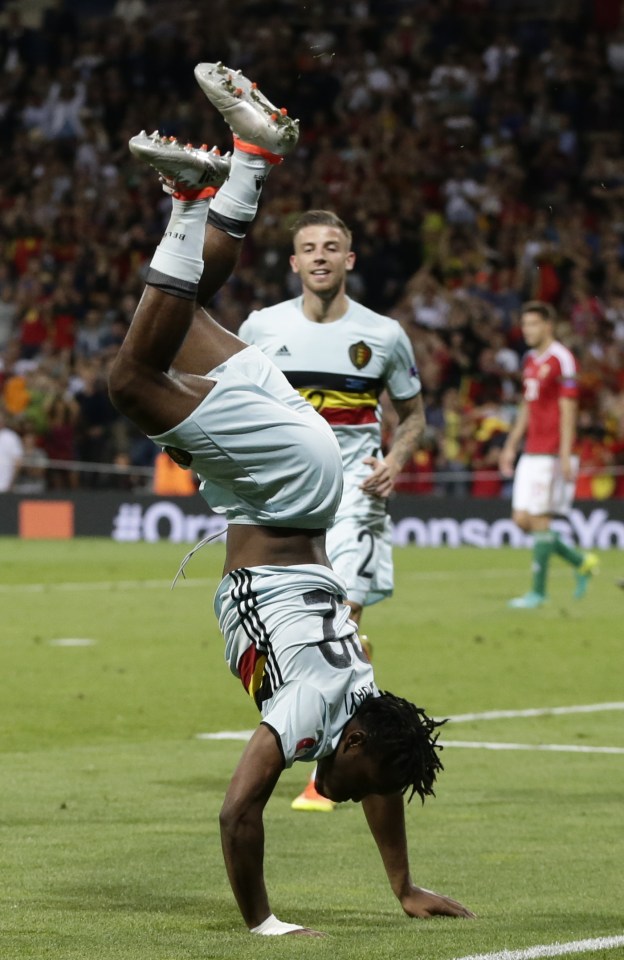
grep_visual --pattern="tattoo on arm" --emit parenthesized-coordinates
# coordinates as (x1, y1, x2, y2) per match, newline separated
(388, 395, 426, 470)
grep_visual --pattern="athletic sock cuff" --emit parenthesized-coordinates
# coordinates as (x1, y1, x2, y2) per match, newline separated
(145, 267, 198, 300)
(207, 209, 249, 239)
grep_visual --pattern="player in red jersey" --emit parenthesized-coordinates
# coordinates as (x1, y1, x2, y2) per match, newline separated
(499, 301, 598, 608)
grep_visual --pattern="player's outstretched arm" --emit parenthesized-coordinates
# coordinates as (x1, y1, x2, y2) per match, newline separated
(220, 724, 324, 936)
(362, 793, 475, 919)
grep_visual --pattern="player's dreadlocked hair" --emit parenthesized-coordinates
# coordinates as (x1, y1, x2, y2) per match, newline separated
(355, 692, 446, 804)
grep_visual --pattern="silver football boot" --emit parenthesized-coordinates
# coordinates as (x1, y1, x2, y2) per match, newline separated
(194, 62, 299, 156)
(128, 130, 231, 197)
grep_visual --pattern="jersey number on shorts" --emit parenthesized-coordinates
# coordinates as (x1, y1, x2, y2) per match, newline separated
(303, 589, 369, 668)
(356, 529, 375, 580)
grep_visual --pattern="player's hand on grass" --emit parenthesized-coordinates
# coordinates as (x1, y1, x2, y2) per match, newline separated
(286, 927, 326, 937)
(400, 884, 476, 919)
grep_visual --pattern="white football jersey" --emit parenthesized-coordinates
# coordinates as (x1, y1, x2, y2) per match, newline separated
(239, 297, 421, 498)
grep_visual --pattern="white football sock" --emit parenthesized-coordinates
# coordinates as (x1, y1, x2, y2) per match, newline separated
(208, 146, 278, 238)
(147, 197, 210, 298)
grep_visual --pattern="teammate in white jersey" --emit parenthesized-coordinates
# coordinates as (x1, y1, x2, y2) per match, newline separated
(239, 210, 425, 811)
(109, 62, 473, 936)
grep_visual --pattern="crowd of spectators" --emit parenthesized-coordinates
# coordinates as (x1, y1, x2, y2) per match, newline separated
(1, 0, 624, 498)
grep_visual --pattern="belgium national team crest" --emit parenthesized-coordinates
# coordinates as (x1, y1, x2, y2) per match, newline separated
(349, 340, 372, 370)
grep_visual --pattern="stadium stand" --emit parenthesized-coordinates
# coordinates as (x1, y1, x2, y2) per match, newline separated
(0, 0, 623, 496)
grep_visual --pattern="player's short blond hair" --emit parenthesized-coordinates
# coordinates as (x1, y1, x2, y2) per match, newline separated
(291, 210, 352, 248)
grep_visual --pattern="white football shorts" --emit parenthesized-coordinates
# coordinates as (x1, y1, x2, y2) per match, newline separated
(149, 346, 343, 529)
(512, 453, 579, 516)
(326, 480, 394, 606)
(215, 563, 377, 766)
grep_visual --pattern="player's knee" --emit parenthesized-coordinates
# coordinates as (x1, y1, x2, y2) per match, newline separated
(219, 797, 245, 838)
(512, 511, 531, 532)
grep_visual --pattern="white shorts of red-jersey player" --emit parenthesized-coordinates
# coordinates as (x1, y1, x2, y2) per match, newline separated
(512, 453, 579, 516)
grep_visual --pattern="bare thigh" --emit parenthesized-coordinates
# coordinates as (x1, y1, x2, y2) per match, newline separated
(512, 510, 550, 533)
(173, 306, 247, 375)
(109, 288, 246, 436)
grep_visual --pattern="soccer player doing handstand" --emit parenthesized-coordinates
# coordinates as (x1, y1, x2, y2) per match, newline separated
(109, 61, 474, 937)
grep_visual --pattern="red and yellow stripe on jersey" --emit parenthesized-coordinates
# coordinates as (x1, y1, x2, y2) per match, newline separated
(238, 644, 267, 705)
(286, 371, 383, 427)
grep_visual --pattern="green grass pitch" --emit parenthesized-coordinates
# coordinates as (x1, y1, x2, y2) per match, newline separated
(1, 538, 623, 960)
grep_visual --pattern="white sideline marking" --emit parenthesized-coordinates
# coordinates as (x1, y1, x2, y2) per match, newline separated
(449, 703, 624, 722)
(453, 934, 624, 960)
(441, 740, 624, 755)
(196, 731, 254, 741)
(196, 701, 624, 744)
(195, 732, 624, 755)
(0, 578, 212, 593)
(0, 564, 575, 595)
(48, 637, 97, 647)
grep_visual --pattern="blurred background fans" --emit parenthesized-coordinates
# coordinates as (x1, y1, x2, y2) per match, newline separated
(1, 0, 624, 496)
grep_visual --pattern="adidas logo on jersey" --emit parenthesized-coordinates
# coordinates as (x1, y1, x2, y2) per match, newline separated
(275, 345, 291, 356)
